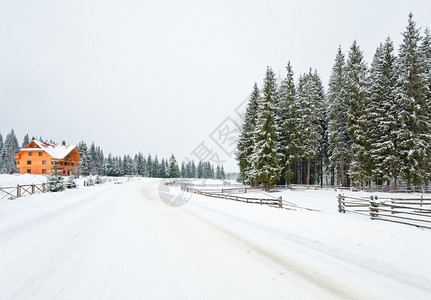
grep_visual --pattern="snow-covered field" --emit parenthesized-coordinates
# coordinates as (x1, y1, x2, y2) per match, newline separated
(0, 177, 430, 299)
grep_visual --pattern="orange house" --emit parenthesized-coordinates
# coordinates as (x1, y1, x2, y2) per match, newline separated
(14, 140, 81, 176)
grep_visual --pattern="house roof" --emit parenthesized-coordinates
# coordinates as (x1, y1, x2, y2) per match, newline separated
(20, 140, 78, 160)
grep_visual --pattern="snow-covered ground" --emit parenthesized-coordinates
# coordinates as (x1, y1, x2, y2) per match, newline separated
(0, 178, 430, 299)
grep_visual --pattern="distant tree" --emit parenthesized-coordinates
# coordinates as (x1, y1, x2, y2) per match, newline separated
(169, 154, 180, 178)
(78, 142, 90, 175)
(22, 134, 30, 148)
(220, 165, 226, 180)
(152, 156, 160, 178)
(0, 132, 3, 171)
(159, 158, 168, 178)
(1, 129, 20, 174)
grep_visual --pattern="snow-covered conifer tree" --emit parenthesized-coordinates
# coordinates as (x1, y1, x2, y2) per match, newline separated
(327, 46, 351, 186)
(47, 164, 65, 192)
(344, 40, 370, 185)
(396, 13, 430, 186)
(236, 83, 260, 185)
(277, 62, 299, 184)
(168, 154, 180, 178)
(367, 38, 401, 185)
(252, 67, 281, 190)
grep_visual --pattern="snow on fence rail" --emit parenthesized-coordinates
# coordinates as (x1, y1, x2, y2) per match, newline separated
(338, 194, 431, 229)
(182, 185, 284, 209)
(0, 184, 46, 200)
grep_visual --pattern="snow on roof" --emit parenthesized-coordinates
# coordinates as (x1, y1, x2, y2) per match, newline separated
(23, 140, 78, 160)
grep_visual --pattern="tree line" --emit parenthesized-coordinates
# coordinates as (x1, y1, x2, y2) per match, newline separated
(0, 130, 225, 179)
(237, 14, 431, 189)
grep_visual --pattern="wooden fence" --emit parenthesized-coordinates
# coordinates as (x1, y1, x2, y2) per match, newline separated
(0, 184, 46, 200)
(338, 194, 431, 229)
(183, 185, 283, 209)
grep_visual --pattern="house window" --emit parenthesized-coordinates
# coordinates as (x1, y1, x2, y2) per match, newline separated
(42, 169, 47, 174)
(27, 161, 31, 165)
(63, 170, 66, 174)
(17, 161, 20, 165)
(27, 169, 31, 173)
(71, 163, 74, 166)
(39, 152, 43, 156)
(28, 152, 33, 156)
(42, 161, 47, 165)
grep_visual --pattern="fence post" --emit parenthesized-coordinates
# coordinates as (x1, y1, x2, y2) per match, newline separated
(279, 196, 283, 208)
(42, 183, 46, 192)
(31, 184, 35, 194)
(338, 194, 345, 213)
(370, 195, 379, 219)
(17, 185, 21, 198)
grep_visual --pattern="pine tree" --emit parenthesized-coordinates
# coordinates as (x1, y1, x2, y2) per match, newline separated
(0, 132, 3, 172)
(47, 164, 65, 192)
(220, 165, 226, 180)
(153, 156, 160, 178)
(328, 46, 351, 186)
(396, 13, 430, 186)
(1, 129, 20, 174)
(168, 154, 180, 178)
(236, 83, 260, 184)
(344, 40, 370, 185)
(367, 38, 401, 185)
(22, 134, 30, 148)
(160, 158, 168, 178)
(78, 142, 90, 175)
(252, 67, 281, 190)
(277, 61, 299, 184)
(296, 69, 325, 185)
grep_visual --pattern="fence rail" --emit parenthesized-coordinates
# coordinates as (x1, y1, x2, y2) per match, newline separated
(0, 183, 46, 200)
(338, 194, 431, 229)
(182, 185, 283, 209)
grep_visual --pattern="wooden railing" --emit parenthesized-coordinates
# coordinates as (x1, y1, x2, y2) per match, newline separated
(182, 185, 283, 209)
(0, 184, 46, 200)
(338, 194, 431, 229)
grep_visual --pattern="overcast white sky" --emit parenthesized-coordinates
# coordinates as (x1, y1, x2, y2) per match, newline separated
(1, 0, 431, 171)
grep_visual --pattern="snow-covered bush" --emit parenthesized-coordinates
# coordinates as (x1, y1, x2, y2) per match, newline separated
(86, 175, 95, 186)
(47, 165, 65, 192)
(95, 175, 103, 184)
(65, 176, 77, 189)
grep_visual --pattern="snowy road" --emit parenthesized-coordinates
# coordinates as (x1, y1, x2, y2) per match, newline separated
(0, 180, 430, 299)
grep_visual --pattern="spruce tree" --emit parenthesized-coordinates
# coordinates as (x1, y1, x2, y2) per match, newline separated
(236, 83, 260, 184)
(0, 132, 3, 173)
(2, 129, 20, 174)
(328, 46, 351, 186)
(344, 40, 370, 185)
(47, 164, 65, 192)
(277, 61, 299, 184)
(396, 13, 430, 186)
(251, 67, 281, 190)
(168, 154, 180, 178)
(296, 69, 325, 185)
(367, 38, 401, 185)
(22, 134, 30, 148)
